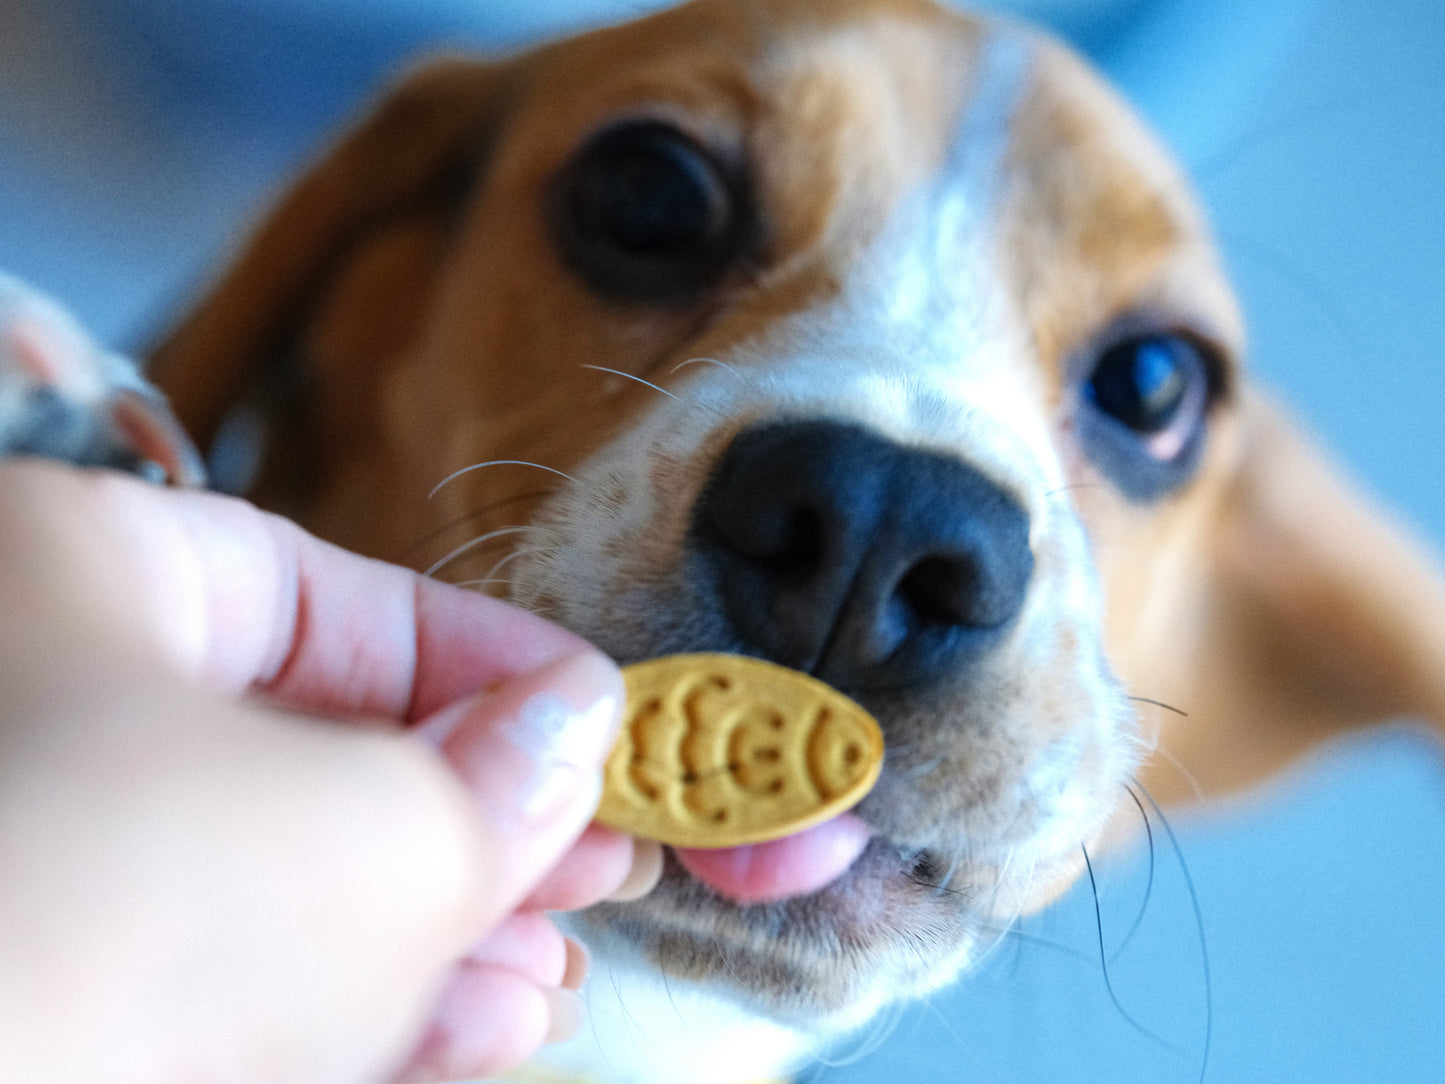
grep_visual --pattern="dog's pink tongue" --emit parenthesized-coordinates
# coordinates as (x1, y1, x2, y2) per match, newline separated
(672, 813, 870, 904)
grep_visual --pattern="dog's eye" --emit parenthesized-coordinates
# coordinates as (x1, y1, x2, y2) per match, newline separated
(1087, 335, 1198, 434)
(1077, 331, 1218, 501)
(551, 120, 753, 303)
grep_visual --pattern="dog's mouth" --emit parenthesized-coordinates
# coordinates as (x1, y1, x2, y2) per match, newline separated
(577, 802, 1006, 1030)
(563, 644, 1128, 1027)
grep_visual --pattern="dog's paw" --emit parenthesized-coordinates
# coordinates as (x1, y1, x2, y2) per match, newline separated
(0, 273, 205, 485)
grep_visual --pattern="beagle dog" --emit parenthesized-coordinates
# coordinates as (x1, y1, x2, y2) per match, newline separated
(7, 0, 1442, 1080)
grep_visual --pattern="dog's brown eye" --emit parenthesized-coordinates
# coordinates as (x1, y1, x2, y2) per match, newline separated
(1079, 331, 1218, 501)
(550, 120, 754, 304)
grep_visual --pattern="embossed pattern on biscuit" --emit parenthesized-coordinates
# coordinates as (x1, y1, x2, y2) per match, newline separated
(594, 654, 884, 848)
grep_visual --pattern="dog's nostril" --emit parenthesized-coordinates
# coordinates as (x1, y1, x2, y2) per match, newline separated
(897, 554, 984, 627)
(741, 507, 825, 578)
(895, 547, 1031, 632)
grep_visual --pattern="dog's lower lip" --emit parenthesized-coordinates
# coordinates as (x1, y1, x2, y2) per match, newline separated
(670, 812, 872, 903)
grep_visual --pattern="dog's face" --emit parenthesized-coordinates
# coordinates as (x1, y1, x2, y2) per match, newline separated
(151, 0, 1445, 1061)
(456, 1, 1241, 1026)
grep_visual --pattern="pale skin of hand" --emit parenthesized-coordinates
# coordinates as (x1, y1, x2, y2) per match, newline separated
(0, 459, 662, 1083)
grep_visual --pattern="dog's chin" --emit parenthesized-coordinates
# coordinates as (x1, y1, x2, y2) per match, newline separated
(575, 831, 1000, 1031)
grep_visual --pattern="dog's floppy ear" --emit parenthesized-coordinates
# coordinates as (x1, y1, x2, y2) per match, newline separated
(148, 56, 515, 455)
(1145, 391, 1445, 801)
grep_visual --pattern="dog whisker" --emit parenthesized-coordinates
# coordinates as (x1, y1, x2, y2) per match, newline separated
(523, 601, 562, 621)
(447, 544, 544, 595)
(451, 577, 517, 594)
(981, 846, 1032, 960)
(1081, 845, 1187, 1058)
(702, 928, 751, 993)
(473, 537, 563, 598)
(903, 850, 955, 894)
(423, 524, 534, 578)
(1107, 782, 1158, 964)
(811, 998, 906, 1070)
(936, 854, 960, 899)
(1150, 744, 1207, 803)
(400, 487, 556, 564)
(603, 965, 675, 1071)
(1043, 480, 1108, 499)
(507, 530, 591, 623)
(902, 865, 953, 891)
(581, 363, 681, 401)
(1132, 783, 1213, 1084)
(476, 543, 542, 587)
(656, 967, 689, 1026)
(428, 459, 578, 500)
(1127, 695, 1188, 717)
(671, 355, 746, 382)
(982, 919, 1098, 965)
(1127, 694, 1187, 755)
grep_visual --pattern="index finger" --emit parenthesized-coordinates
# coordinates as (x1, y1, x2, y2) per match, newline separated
(5, 461, 602, 723)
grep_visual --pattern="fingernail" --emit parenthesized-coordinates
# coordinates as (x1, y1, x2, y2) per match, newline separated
(606, 839, 664, 902)
(434, 651, 623, 826)
(543, 986, 585, 1046)
(501, 655, 621, 820)
(561, 937, 591, 991)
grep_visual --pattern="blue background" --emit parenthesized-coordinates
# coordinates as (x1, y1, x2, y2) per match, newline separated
(2, 1, 1442, 1080)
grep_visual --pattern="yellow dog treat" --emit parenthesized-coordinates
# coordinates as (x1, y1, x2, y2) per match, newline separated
(595, 654, 883, 848)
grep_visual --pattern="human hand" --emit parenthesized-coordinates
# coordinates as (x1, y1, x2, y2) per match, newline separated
(0, 459, 660, 1082)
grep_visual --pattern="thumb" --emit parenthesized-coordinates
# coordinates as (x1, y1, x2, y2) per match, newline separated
(418, 649, 625, 926)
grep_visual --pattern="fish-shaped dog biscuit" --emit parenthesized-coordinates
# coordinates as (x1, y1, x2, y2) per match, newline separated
(596, 654, 884, 848)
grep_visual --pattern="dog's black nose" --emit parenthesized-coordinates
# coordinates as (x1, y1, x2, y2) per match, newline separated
(692, 419, 1034, 690)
